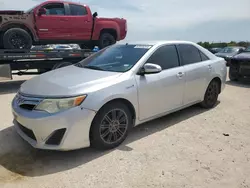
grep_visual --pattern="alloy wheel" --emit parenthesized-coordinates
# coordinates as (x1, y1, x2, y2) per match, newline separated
(99, 109, 128, 144)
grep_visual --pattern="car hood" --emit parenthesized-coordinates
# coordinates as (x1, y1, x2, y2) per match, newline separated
(215, 52, 235, 58)
(19, 65, 123, 97)
(233, 52, 250, 60)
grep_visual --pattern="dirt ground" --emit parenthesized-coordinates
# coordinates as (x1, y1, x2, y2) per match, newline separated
(0, 73, 250, 188)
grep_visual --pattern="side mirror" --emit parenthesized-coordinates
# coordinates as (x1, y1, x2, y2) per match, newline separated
(93, 12, 98, 18)
(238, 48, 244, 53)
(38, 8, 46, 16)
(139, 63, 162, 75)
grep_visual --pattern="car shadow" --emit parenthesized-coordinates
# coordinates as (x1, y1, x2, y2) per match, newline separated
(0, 103, 218, 180)
(0, 80, 26, 94)
(226, 80, 250, 88)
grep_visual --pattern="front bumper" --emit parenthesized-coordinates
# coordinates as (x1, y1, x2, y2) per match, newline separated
(12, 97, 96, 151)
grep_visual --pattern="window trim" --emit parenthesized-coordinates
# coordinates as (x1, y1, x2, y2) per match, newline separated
(142, 44, 181, 72)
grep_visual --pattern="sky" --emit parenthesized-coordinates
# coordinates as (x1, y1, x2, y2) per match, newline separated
(0, 0, 250, 43)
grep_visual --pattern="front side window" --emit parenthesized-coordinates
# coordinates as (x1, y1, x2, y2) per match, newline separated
(69, 4, 87, 15)
(43, 3, 65, 15)
(146, 45, 179, 70)
(178, 44, 202, 65)
(75, 44, 152, 72)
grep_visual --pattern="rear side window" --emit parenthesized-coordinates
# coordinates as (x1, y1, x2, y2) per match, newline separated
(43, 3, 65, 15)
(178, 44, 202, 65)
(146, 45, 179, 70)
(69, 4, 88, 15)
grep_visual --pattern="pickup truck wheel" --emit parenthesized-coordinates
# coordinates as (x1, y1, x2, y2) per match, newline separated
(98, 33, 116, 49)
(3, 28, 32, 49)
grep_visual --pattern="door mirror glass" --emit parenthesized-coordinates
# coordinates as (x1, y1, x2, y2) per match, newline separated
(140, 63, 162, 75)
(38, 8, 46, 16)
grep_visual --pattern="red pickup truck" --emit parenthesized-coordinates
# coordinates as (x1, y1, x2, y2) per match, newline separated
(0, 0, 127, 49)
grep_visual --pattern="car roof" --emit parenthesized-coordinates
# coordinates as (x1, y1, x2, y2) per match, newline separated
(119, 40, 198, 46)
(45, 0, 87, 6)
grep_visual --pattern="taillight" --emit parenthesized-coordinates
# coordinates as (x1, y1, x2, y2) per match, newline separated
(125, 21, 127, 32)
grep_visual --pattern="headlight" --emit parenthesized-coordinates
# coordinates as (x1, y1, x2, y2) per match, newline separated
(35, 95, 87, 113)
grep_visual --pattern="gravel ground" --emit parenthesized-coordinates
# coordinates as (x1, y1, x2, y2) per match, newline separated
(0, 73, 250, 188)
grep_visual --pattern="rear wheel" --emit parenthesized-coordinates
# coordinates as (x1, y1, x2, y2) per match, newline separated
(98, 33, 116, 49)
(200, 80, 220, 109)
(3, 28, 32, 49)
(90, 102, 132, 150)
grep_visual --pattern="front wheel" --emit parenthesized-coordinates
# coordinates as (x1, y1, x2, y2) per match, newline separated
(3, 28, 32, 49)
(90, 102, 132, 150)
(200, 80, 220, 109)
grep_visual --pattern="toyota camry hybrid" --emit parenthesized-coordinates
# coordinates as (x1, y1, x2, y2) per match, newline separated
(12, 41, 227, 151)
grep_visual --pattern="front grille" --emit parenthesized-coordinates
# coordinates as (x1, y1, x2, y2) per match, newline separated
(16, 121, 37, 141)
(45, 128, 66, 145)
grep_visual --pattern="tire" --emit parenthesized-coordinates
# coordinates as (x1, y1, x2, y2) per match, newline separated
(229, 66, 239, 81)
(3, 28, 32, 49)
(90, 101, 132, 150)
(200, 80, 220, 109)
(98, 33, 116, 49)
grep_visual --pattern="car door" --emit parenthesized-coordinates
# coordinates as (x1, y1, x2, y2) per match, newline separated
(177, 44, 211, 105)
(35, 2, 70, 40)
(135, 44, 185, 121)
(67, 4, 92, 40)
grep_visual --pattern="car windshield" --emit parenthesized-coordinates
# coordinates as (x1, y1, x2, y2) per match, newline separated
(219, 47, 238, 53)
(75, 44, 152, 72)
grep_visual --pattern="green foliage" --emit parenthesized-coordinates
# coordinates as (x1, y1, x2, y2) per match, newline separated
(197, 41, 250, 49)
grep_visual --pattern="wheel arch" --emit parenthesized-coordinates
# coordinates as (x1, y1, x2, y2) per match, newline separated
(0, 23, 35, 41)
(99, 28, 118, 40)
(89, 97, 136, 140)
(207, 76, 222, 94)
(211, 77, 222, 93)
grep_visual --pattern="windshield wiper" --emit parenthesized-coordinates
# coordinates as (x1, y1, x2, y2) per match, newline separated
(84, 65, 104, 71)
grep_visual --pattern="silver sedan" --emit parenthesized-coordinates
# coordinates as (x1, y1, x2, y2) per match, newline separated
(12, 41, 227, 151)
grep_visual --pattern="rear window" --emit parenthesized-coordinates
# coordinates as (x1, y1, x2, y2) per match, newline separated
(75, 44, 152, 72)
(69, 4, 88, 15)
